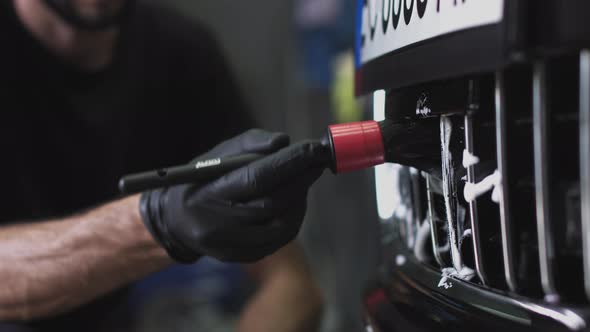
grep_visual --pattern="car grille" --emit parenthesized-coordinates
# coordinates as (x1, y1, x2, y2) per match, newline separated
(377, 50, 590, 305)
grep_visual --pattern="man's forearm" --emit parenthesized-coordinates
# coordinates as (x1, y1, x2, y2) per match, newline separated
(0, 195, 172, 321)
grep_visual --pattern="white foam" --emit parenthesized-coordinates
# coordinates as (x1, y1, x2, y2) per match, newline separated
(463, 170, 502, 204)
(450, 243, 463, 271)
(440, 117, 462, 270)
(462, 149, 480, 168)
(461, 150, 503, 204)
(491, 176, 502, 204)
(396, 255, 407, 266)
(438, 266, 476, 290)
(416, 106, 432, 116)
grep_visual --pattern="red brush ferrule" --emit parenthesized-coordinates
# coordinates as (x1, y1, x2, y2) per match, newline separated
(328, 120, 385, 173)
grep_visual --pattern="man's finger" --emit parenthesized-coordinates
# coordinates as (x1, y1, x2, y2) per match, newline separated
(197, 129, 290, 160)
(201, 140, 326, 201)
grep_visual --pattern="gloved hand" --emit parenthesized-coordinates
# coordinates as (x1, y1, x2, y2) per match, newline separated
(140, 129, 326, 263)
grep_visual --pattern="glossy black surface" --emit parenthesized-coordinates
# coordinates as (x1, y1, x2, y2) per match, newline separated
(356, 0, 590, 96)
(356, 23, 506, 95)
(363, 242, 590, 332)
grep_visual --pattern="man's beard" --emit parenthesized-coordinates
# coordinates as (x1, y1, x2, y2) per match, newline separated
(42, 0, 135, 31)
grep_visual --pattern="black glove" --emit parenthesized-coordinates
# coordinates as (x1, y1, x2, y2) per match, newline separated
(140, 129, 326, 263)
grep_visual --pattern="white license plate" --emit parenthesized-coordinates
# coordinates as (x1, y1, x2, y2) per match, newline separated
(359, 0, 504, 64)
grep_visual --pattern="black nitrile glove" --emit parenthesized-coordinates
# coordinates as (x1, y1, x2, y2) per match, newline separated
(140, 129, 326, 263)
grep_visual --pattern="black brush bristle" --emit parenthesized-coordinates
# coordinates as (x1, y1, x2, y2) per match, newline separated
(378, 119, 442, 174)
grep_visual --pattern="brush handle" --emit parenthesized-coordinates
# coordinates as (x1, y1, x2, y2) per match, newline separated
(119, 153, 264, 194)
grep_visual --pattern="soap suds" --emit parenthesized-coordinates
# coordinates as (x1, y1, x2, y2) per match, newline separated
(462, 149, 480, 168)
(461, 150, 503, 205)
(416, 107, 432, 116)
(491, 177, 502, 204)
(396, 255, 407, 266)
(463, 170, 502, 204)
(438, 266, 476, 290)
(416, 93, 431, 116)
(450, 243, 462, 270)
(440, 117, 462, 270)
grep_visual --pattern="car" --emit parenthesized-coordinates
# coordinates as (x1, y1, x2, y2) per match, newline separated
(357, 1, 590, 331)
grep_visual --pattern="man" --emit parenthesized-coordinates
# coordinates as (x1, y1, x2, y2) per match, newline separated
(0, 0, 324, 331)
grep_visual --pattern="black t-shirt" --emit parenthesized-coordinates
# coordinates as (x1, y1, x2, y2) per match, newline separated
(0, 1, 252, 330)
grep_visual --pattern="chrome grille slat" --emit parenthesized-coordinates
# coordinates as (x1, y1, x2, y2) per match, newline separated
(580, 50, 590, 301)
(533, 61, 559, 301)
(495, 71, 519, 292)
(464, 113, 488, 285)
(440, 116, 463, 271)
(383, 58, 590, 303)
(410, 168, 423, 250)
(426, 174, 446, 267)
